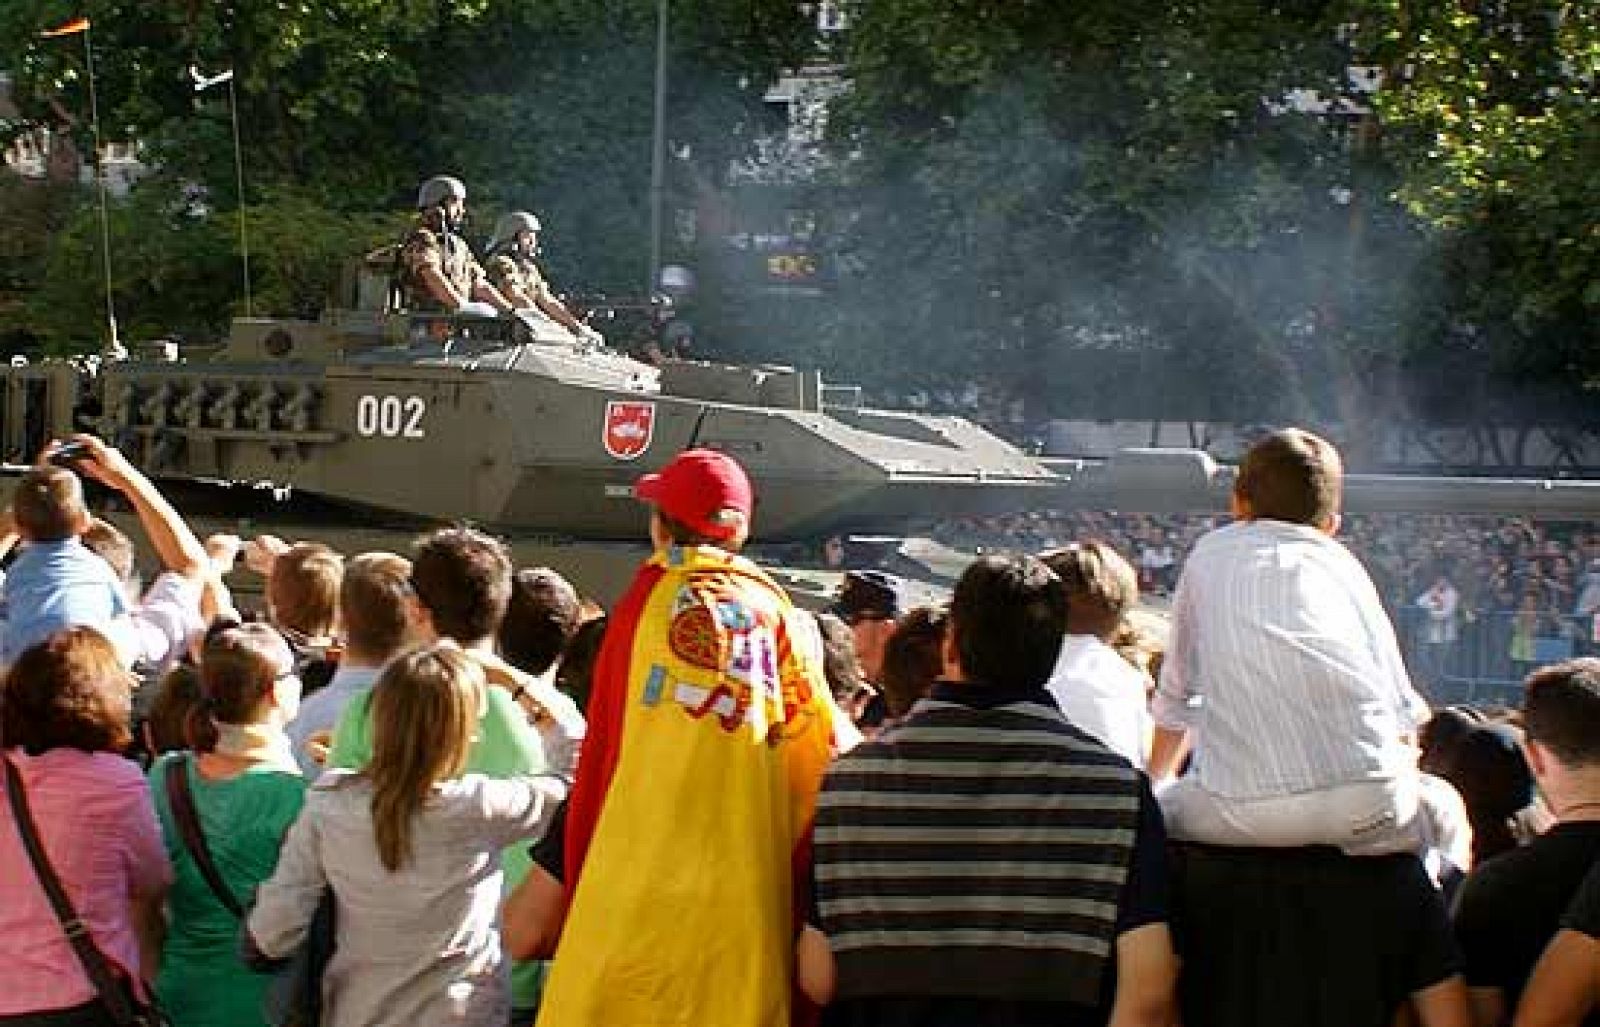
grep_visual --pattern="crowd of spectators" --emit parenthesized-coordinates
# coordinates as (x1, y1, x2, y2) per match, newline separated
(5, 432, 1600, 1027)
(937, 509, 1600, 695)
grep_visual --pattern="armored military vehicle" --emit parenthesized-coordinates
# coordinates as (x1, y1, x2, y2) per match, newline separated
(0, 260, 1065, 541)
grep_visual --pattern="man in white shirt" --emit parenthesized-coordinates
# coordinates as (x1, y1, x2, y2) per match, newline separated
(1040, 541, 1153, 767)
(1149, 428, 1463, 860)
(1416, 573, 1461, 687)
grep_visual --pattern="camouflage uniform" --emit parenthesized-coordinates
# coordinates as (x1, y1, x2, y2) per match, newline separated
(396, 224, 487, 312)
(484, 250, 552, 307)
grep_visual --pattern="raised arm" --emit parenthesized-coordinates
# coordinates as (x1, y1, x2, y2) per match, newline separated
(68, 434, 208, 581)
(471, 650, 586, 777)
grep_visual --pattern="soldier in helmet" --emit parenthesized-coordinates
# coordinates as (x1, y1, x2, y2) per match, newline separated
(396, 175, 515, 316)
(484, 211, 604, 345)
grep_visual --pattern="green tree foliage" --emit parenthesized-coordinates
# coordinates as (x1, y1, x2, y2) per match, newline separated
(9, 177, 403, 351)
(0, 0, 1590, 422)
(0, 174, 81, 350)
(815, 0, 1384, 421)
(818, 0, 1595, 426)
(0, 0, 811, 346)
(1357, 1, 1599, 382)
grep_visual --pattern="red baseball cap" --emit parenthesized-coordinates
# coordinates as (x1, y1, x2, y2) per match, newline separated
(635, 449, 754, 540)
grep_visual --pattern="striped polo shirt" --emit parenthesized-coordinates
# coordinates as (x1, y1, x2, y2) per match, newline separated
(815, 682, 1143, 1005)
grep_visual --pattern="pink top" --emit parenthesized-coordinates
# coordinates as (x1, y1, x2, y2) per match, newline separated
(0, 747, 170, 1015)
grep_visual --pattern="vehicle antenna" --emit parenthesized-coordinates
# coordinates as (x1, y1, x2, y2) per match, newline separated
(41, 17, 120, 353)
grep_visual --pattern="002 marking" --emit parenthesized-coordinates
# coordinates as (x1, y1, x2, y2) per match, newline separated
(355, 395, 426, 438)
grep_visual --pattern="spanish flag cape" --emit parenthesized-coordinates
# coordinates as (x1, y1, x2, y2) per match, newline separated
(536, 544, 839, 1027)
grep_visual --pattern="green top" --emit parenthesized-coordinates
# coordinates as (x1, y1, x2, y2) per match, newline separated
(327, 683, 550, 1009)
(149, 752, 307, 1027)
(326, 683, 547, 778)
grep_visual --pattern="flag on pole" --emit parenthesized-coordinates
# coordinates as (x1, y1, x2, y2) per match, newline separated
(37, 12, 118, 352)
(40, 16, 91, 37)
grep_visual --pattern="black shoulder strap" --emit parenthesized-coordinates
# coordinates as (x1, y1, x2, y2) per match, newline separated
(163, 756, 244, 918)
(3, 755, 142, 1025)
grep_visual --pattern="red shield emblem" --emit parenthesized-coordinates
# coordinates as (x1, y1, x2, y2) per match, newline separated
(603, 400, 656, 460)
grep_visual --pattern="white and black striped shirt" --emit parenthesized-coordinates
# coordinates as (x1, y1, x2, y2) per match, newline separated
(815, 688, 1147, 1006)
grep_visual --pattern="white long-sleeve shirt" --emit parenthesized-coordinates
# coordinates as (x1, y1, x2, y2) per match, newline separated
(1153, 518, 1430, 801)
(1045, 634, 1153, 768)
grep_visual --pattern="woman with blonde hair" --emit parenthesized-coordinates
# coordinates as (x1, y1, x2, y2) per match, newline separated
(246, 643, 569, 1026)
(1039, 541, 1154, 767)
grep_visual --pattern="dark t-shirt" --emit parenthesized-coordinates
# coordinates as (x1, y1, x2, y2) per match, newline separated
(819, 779, 1169, 1027)
(1171, 843, 1460, 1027)
(530, 800, 567, 881)
(1563, 859, 1600, 938)
(1454, 821, 1600, 1009)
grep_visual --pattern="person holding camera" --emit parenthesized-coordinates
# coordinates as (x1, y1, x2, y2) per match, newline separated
(0, 435, 226, 671)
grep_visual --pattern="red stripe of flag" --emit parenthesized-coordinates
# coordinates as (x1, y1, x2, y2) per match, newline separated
(561, 560, 665, 897)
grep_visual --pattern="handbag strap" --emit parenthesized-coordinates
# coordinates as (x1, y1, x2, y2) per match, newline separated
(3, 754, 142, 1025)
(163, 755, 244, 918)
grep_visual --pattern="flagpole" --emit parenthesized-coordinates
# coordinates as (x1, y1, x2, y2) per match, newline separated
(188, 67, 249, 317)
(227, 75, 251, 317)
(647, 0, 668, 297)
(80, 24, 120, 352)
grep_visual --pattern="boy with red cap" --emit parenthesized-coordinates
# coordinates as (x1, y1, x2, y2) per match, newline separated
(537, 449, 848, 1027)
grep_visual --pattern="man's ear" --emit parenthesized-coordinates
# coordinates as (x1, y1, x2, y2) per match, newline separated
(1524, 737, 1550, 780)
(647, 509, 670, 551)
(407, 593, 436, 642)
(1321, 512, 1342, 537)
(940, 623, 963, 682)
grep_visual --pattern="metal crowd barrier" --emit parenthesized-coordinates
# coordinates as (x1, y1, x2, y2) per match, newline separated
(1395, 606, 1599, 708)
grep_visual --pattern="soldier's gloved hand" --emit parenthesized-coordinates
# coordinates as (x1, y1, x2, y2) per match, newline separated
(577, 325, 605, 347)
